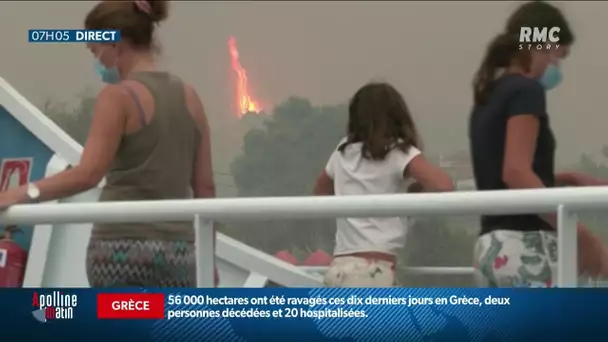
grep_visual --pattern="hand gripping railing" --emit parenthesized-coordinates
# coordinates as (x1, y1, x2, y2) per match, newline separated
(2, 186, 608, 287)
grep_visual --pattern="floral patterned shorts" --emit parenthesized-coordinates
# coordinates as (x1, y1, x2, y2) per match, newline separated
(323, 256, 395, 287)
(473, 230, 557, 288)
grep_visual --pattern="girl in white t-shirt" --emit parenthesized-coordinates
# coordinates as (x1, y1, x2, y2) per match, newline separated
(314, 82, 454, 287)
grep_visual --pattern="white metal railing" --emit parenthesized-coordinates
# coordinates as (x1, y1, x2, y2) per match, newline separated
(300, 266, 475, 277)
(3, 186, 608, 287)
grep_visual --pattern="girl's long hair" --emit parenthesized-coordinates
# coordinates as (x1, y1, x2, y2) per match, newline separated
(340, 82, 420, 160)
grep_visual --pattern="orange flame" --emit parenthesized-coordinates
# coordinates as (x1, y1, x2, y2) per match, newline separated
(228, 36, 261, 117)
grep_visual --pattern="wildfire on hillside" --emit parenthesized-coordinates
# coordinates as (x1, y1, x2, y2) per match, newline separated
(228, 36, 262, 118)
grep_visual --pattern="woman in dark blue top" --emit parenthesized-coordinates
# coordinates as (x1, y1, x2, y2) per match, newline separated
(469, 1, 608, 287)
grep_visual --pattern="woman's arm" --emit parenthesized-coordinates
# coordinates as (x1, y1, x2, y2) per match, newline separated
(555, 172, 577, 186)
(185, 84, 218, 285)
(185, 85, 215, 199)
(555, 172, 608, 187)
(0, 85, 126, 205)
(504, 115, 608, 276)
(502, 115, 547, 190)
(503, 115, 568, 224)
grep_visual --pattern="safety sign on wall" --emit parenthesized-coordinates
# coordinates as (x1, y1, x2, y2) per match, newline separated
(0, 158, 32, 191)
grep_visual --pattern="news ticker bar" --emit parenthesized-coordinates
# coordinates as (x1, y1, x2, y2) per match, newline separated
(96, 292, 513, 320)
(28, 30, 120, 43)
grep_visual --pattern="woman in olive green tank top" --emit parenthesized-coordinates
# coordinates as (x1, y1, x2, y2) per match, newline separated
(0, 0, 218, 287)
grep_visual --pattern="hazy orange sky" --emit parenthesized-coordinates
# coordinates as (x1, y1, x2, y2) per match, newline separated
(1, 1, 607, 165)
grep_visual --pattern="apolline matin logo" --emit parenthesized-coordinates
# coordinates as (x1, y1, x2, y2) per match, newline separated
(518, 26, 561, 51)
(31, 291, 78, 323)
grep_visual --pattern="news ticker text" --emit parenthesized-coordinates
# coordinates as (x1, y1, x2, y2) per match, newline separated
(96, 293, 511, 320)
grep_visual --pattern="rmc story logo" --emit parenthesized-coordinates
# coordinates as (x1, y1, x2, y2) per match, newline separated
(518, 26, 561, 51)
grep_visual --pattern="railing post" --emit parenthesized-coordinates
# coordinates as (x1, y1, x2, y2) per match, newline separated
(557, 205, 578, 287)
(194, 215, 215, 287)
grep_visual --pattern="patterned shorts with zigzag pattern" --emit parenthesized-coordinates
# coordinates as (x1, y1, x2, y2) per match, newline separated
(86, 238, 196, 287)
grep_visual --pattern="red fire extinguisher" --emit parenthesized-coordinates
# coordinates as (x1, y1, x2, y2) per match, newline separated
(0, 226, 27, 287)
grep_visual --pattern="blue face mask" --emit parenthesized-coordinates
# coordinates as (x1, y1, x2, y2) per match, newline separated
(539, 64, 562, 91)
(93, 56, 120, 84)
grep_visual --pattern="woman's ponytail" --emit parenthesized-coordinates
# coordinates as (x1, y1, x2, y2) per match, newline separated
(472, 33, 521, 105)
